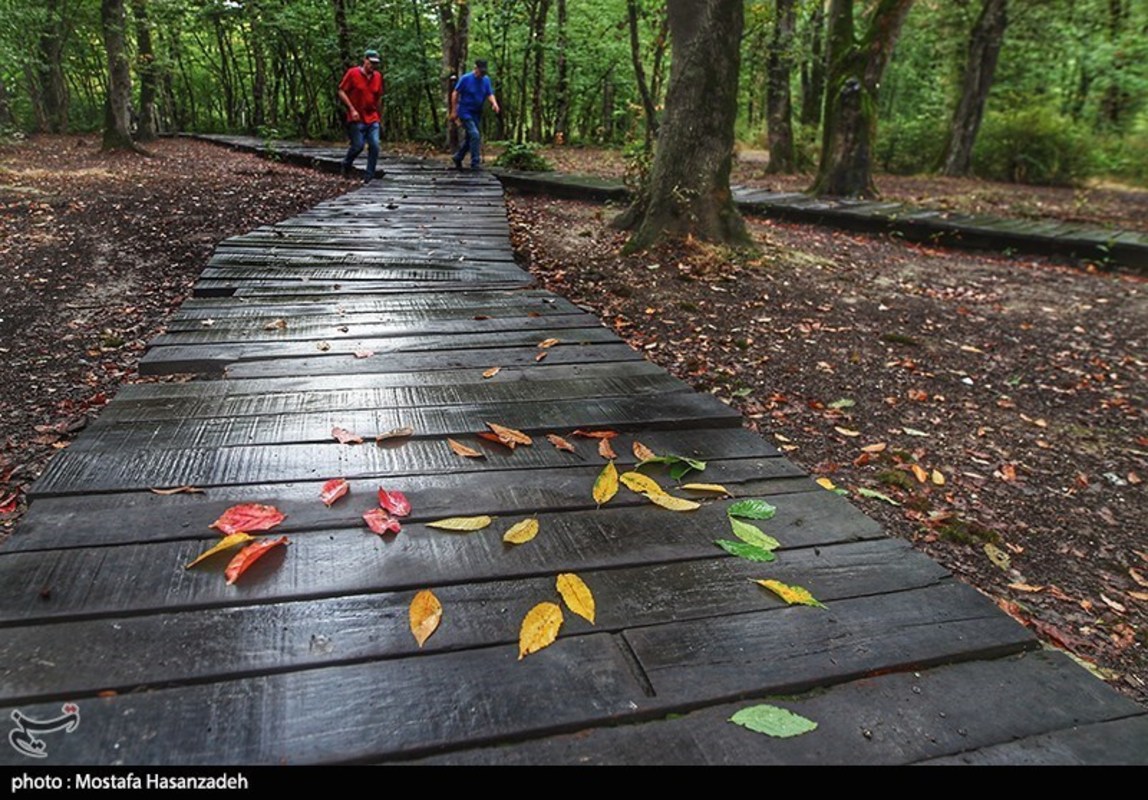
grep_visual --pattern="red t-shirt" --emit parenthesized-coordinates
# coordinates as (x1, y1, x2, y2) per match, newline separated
(339, 66, 384, 124)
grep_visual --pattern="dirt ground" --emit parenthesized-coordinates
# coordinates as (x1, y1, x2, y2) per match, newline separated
(0, 135, 350, 535)
(508, 194, 1147, 706)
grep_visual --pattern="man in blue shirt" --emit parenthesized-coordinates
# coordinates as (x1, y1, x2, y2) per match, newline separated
(450, 59, 501, 170)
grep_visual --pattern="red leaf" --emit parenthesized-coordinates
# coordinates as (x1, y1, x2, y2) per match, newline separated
(332, 426, 364, 445)
(378, 488, 411, 517)
(0, 492, 18, 514)
(225, 536, 289, 585)
(320, 478, 350, 507)
(571, 429, 619, 440)
(210, 503, 286, 535)
(364, 508, 402, 535)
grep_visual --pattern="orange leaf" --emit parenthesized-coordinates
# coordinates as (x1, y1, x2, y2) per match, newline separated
(332, 426, 364, 445)
(482, 367, 501, 379)
(149, 485, 205, 496)
(477, 431, 515, 449)
(486, 422, 533, 447)
(861, 442, 887, 453)
(598, 438, 617, 460)
(224, 536, 288, 585)
(999, 463, 1018, 482)
(571, 429, 619, 440)
(376, 426, 414, 443)
(210, 503, 286, 535)
(546, 434, 576, 452)
(534, 351, 548, 362)
(910, 464, 928, 484)
(537, 338, 560, 349)
(632, 441, 656, 461)
(409, 590, 442, 648)
(448, 438, 485, 458)
(320, 478, 350, 507)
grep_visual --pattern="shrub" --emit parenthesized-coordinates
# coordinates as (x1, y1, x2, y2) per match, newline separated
(972, 106, 1094, 186)
(876, 113, 946, 175)
(493, 141, 552, 172)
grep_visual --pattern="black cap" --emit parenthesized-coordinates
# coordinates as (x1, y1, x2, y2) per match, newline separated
(475, 59, 488, 71)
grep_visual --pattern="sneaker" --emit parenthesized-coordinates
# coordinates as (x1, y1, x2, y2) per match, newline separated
(452, 156, 463, 170)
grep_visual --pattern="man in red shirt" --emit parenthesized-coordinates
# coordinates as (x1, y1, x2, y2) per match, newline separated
(338, 49, 385, 183)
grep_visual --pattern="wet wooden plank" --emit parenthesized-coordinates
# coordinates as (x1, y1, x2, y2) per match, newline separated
(920, 714, 1148, 765)
(0, 538, 944, 704)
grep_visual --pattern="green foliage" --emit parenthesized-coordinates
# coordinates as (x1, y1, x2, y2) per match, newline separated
(493, 141, 552, 171)
(973, 106, 1095, 186)
(876, 113, 946, 175)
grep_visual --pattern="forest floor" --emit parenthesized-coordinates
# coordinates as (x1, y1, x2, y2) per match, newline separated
(0, 134, 1144, 708)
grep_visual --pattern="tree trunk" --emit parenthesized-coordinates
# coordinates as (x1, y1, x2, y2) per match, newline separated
(799, 2, 825, 126)
(554, 0, 569, 140)
(627, 0, 660, 146)
(131, 0, 159, 140)
(101, 0, 136, 150)
(36, 0, 69, 133)
(1099, 0, 1129, 129)
(811, 0, 914, 197)
(529, 0, 551, 142)
(765, 0, 797, 173)
(333, 0, 352, 68)
(622, 0, 750, 250)
(0, 78, 13, 127)
(438, 0, 469, 151)
(938, 0, 1006, 176)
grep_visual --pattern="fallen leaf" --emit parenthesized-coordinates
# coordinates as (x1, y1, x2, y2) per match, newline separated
(376, 426, 414, 442)
(999, 463, 1018, 482)
(861, 442, 887, 453)
(477, 431, 515, 449)
(643, 491, 701, 511)
(534, 351, 548, 362)
(680, 483, 730, 495)
(518, 601, 563, 659)
(556, 573, 595, 624)
(931, 469, 945, 486)
(593, 462, 619, 507)
(263, 318, 287, 331)
(729, 705, 818, 738)
(426, 515, 493, 531)
(210, 504, 286, 535)
(409, 590, 442, 647)
(727, 499, 777, 520)
(448, 438, 485, 459)
(503, 518, 540, 545)
(149, 485, 205, 496)
(902, 427, 930, 437)
(353, 350, 374, 359)
(537, 338, 560, 349)
(224, 536, 289, 585)
(482, 367, 501, 379)
(714, 540, 776, 562)
(598, 438, 618, 459)
(377, 488, 411, 517)
(753, 579, 827, 609)
(316, 341, 331, 351)
(1128, 471, 1142, 486)
(816, 477, 838, 492)
(910, 464, 928, 483)
(907, 388, 929, 402)
(1009, 583, 1044, 593)
(835, 427, 861, 438)
(332, 427, 364, 445)
(0, 493, 17, 514)
(320, 478, 350, 507)
(487, 422, 533, 447)
(1130, 568, 1148, 588)
(632, 441, 657, 461)
(730, 517, 780, 551)
(185, 532, 254, 569)
(1100, 594, 1126, 613)
(546, 433, 576, 452)
(984, 543, 1011, 571)
(856, 487, 901, 506)
(620, 471, 664, 495)
(827, 398, 854, 409)
(363, 508, 401, 535)
(1129, 591, 1148, 602)
(571, 429, 619, 440)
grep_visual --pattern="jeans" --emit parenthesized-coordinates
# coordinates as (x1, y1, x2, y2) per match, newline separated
(343, 121, 380, 181)
(454, 117, 481, 168)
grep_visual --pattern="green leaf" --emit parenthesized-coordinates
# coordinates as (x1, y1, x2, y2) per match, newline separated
(828, 398, 855, 409)
(669, 461, 693, 480)
(729, 705, 818, 738)
(729, 517, 780, 551)
(856, 487, 902, 506)
(727, 499, 777, 520)
(714, 540, 776, 562)
(638, 454, 706, 479)
(732, 387, 753, 398)
(833, 488, 850, 496)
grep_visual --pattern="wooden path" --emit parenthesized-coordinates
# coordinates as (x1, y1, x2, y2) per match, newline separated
(1, 144, 1145, 766)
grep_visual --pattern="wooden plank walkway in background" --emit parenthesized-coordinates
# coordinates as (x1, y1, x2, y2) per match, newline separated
(1, 143, 1144, 766)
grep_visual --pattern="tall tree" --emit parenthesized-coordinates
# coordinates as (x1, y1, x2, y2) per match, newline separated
(332, 0, 352, 68)
(799, 1, 826, 125)
(131, 0, 158, 140)
(0, 77, 13, 127)
(438, 0, 469, 151)
(626, 0, 660, 145)
(100, 0, 135, 150)
(553, 0, 569, 140)
(811, 0, 914, 197)
(620, 0, 750, 250)
(529, 0, 551, 142)
(765, 0, 797, 173)
(938, 0, 1007, 176)
(35, 0, 69, 133)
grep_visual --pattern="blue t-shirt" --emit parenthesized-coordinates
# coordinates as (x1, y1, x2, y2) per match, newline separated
(455, 73, 493, 120)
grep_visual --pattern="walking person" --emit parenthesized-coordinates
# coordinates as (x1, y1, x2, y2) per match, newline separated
(450, 59, 501, 170)
(338, 49, 385, 183)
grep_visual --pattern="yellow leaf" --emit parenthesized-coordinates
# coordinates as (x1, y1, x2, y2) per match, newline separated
(537, 338, 560, 349)
(448, 438, 485, 458)
(185, 532, 255, 570)
(593, 461, 618, 507)
(931, 469, 945, 486)
(518, 601, 563, 659)
(753, 579, 827, 609)
(1009, 583, 1044, 593)
(835, 427, 861, 437)
(486, 421, 533, 447)
(556, 573, 596, 624)
(620, 471, 664, 495)
(911, 464, 928, 483)
(409, 589, 442, 648)
(598, 438, 617, 459)
(482, 367, 501, 379)
(503, 518, 540, 545)
(426, 515, 493, 531)
(815, 477, 837, 491)
(632, 441, 657, 461)
(984, 543, 1011, 570)
(680, 483, 731, 495)
(861, 442, 887, 453)
(643, 491, 700, 512)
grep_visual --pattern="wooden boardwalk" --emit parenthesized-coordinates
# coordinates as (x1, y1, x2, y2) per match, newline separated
(1, 146, 1145, 765)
